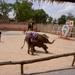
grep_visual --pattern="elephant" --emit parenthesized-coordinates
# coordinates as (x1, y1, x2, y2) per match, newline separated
(21, 32, 56, 55)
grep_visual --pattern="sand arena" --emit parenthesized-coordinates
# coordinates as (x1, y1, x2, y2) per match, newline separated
(0, 31, 75, 75)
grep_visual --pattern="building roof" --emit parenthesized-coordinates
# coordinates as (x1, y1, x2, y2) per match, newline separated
(28, 19, 34, 23)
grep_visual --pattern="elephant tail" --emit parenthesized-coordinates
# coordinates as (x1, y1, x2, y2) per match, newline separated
(49, 38, 58, 44)
(49, 40, 55, 44)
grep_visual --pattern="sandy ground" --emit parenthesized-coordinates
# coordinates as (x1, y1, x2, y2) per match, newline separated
(0, 31, 75, 75)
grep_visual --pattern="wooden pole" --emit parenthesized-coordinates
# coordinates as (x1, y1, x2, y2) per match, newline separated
(0, 52, 75, 74)
(21, 64, 24, 74)
(0, 52, 75, 66)
(72, 55, 75, 66)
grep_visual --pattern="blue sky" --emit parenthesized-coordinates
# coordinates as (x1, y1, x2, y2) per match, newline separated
(7, 0, 75, 19)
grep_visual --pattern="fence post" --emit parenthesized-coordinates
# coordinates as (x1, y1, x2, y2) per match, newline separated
(72, 55, 75, 66)
(21, 64, 24, 74)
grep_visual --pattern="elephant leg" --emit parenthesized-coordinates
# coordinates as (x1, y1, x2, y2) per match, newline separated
(42, 44, 49, 53)
(28, 44, 31, 54)
(33, 46, 36, 52)
(28, 44, 36, 55)
(31, 45, 34, 55)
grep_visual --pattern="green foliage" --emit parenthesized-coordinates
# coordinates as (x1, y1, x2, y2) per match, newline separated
(12, 0, 48, 23)
(0, 1, 75, 25)
(58, 15, 66, 25)
(33, 9, 48, 23)
(0, 14, 2, 20)
(52, 19, 57, 24)
(66, 13, 75, 25)
(13, 1, 33, 22)
(47, 16, 53, 24)
(0, 2, 13, 15)
(66, 13, 74, 20)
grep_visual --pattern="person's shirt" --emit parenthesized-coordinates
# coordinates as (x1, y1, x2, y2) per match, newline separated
(32, 32, 37, 40)
(27, 32, 37, 40)
(26, 32, 37, 43)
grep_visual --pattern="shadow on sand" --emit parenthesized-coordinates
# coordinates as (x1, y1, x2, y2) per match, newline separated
(35, 50, 53, 54)
(0, 41, 4, 43)
(29, 50, 53, 56)
(23, 67, 75, 75)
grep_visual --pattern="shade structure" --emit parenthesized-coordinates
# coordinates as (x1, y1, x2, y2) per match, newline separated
(27, 0, 75, 3)
(28, 19, 34, 23)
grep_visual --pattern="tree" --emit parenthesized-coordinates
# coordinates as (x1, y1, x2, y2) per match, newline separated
(13, 1, 33, 22)
(11, 1, 48, 23)
(34, 9, 48, 23)
(66, 13, 75, 25)
(0, 14, 2, 20)
(66, 13, 74, 20)
(52, 19, 57, 24)
(47, 16, 53, 24)
(0, 1, 13, 15)
(0, 1, 13, 23)
(58, 15, 66, 25)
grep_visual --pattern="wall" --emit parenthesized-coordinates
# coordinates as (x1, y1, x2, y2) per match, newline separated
(0, 23, 37, 31)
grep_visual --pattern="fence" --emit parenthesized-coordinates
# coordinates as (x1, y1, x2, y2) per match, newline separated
(0, 23, 75, 37)
(0, 52, 75, 74)
(37, 24, 62, 34)
(37, 24, 75, 37)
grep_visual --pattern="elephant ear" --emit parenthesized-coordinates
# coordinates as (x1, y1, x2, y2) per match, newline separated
(36, 34, 50, 43)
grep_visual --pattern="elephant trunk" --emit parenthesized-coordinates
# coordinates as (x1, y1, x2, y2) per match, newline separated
(49, 39, 55, 44)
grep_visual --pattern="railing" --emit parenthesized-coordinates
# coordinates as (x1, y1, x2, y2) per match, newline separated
(0, 52, 75, 74)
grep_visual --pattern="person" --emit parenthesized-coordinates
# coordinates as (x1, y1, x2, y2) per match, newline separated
(0, 30, 2, 42)
(29, 32, 37, 43)
(28, 23, 32, 30)
(28, 32, 38, 53)
(23, 29, 26, 35)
